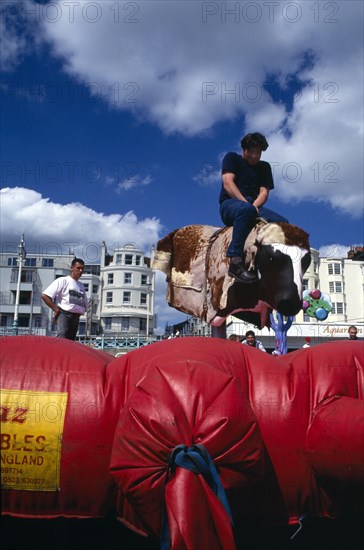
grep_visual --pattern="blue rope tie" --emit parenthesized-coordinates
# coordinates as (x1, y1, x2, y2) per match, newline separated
(161, 444, 233, 550)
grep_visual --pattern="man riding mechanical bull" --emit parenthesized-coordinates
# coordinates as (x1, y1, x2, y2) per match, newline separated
(220, 132, 289, 284)
(153, 133, 311, 329)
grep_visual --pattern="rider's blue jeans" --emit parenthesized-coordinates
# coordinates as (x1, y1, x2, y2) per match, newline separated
(219, 199, 288, 257)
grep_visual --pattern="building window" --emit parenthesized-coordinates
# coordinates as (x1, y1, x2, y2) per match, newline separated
(125, 254, 133, 265)
(1, 316, 8, 327)
(332, 302, 344, 315)
(140, 293, 147, 306)
(135, 255, 141, 266)
(121, 318, 130, 331)
(104, 318, 112, 329)
(24, 258, 36, 267)
(141, 274, 148, 285)
(92, 284, 98, 294)
(34, 316, 42, 328)
(107, 273, 114, 284)
(92, 304, 97, 315)
(116, 254, 122, 264)
(7, 257, 17, 266)
(302, 279, 308, 291)
(106, 292, 113, 303)
(19, 291, 31, 305)
(328, 263, 341, 275)
(42, 258, 54, 267)
(18, 315, 30, 328)
(139, 318, 147, 331)
(124, 273, 132, 284)
(84, 264, 100, 275)
(123, 291, 131, 303)
(329, 281, 343, 293)
(83, 283, 89, 292)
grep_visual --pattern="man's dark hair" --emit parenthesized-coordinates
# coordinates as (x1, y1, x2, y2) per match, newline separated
(71, 258, 85, 267)
(245, 330, 255, 337)
(240, 132, 269, 151)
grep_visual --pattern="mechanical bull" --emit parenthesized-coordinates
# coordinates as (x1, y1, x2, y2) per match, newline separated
(1, 336, 363, 550)
(152, 221, 311, 328)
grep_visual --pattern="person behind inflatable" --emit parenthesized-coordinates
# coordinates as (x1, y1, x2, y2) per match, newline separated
(302, 337, 311, 348)
(241, 330, 266, 352)
(348, 325, 359, 340)
(228, 333, 240, 342)
(219, 132, 288, 284)
(41, 258, 89, 341)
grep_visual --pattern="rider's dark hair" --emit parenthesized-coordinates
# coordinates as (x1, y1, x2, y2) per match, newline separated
(240, 132, 269, 151)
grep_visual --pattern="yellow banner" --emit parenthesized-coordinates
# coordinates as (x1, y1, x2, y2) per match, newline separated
(1, 389, 68, 492)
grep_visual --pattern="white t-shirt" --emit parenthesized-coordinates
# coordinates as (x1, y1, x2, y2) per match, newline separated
(43, 276, 88, 314)
(241, 339, 266, 352)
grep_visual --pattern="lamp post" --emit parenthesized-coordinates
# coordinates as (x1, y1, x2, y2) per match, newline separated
(12, 234, 27, 336)
(146, 280, 151, 341)
(146, 246, 155, 342)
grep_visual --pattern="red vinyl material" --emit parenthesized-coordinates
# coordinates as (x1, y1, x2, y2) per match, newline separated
(1, 336, 363, 548)
(1, 336, 116, 518)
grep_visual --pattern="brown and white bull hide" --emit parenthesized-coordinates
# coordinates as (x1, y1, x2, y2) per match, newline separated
(152, 221, 310, 329)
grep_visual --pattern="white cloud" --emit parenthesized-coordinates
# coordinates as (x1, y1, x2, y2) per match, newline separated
(116, 174, 152, 192)
(12, 0, 358, 217)
(0, 187, 162, 258)
(0, 1, 28, 71)
(261, 52, 364, 217)
(319, 244, 351, 259)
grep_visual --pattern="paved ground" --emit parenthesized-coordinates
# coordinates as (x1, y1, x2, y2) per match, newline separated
(2, 516, 363, 549)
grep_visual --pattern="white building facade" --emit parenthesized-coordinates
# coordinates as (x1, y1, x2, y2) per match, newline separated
(99, 242, 155, 336)
(227, 246, 364, 349)
(0, 240, 155, 337)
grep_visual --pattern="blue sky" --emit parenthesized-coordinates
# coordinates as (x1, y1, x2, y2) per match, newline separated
(1, 0, 363, 330)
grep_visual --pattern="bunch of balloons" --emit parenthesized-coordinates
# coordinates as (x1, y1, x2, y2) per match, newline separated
(302, 289, 332, 321)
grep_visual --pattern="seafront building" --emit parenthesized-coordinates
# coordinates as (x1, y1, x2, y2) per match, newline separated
(226, 246, 364, 349)
(0, 239, 362, 349)
(0, 240, 155, 338)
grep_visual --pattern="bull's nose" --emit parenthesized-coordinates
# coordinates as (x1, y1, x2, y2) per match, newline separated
(277, 298, 302, 316)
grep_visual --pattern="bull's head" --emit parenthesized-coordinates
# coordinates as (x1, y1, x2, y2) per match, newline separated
(256, 244, 311, 316)
(253, 222, 311, 316)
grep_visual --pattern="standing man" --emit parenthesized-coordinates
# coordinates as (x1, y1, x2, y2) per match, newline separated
(348, 326, 358, 340)
(241, 330, 266, 352)
(42, 258, 89, 341)
(219, 132, 288, 283)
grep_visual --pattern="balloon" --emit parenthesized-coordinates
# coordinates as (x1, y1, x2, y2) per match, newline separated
(315, 307, 328, 320)
(302, 289, 332, 321)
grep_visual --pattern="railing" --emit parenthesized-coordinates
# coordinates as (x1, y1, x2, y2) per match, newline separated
(0, 327, 47, 336)
(0, 328, 162, 348)
(76, 334, 161, 349)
